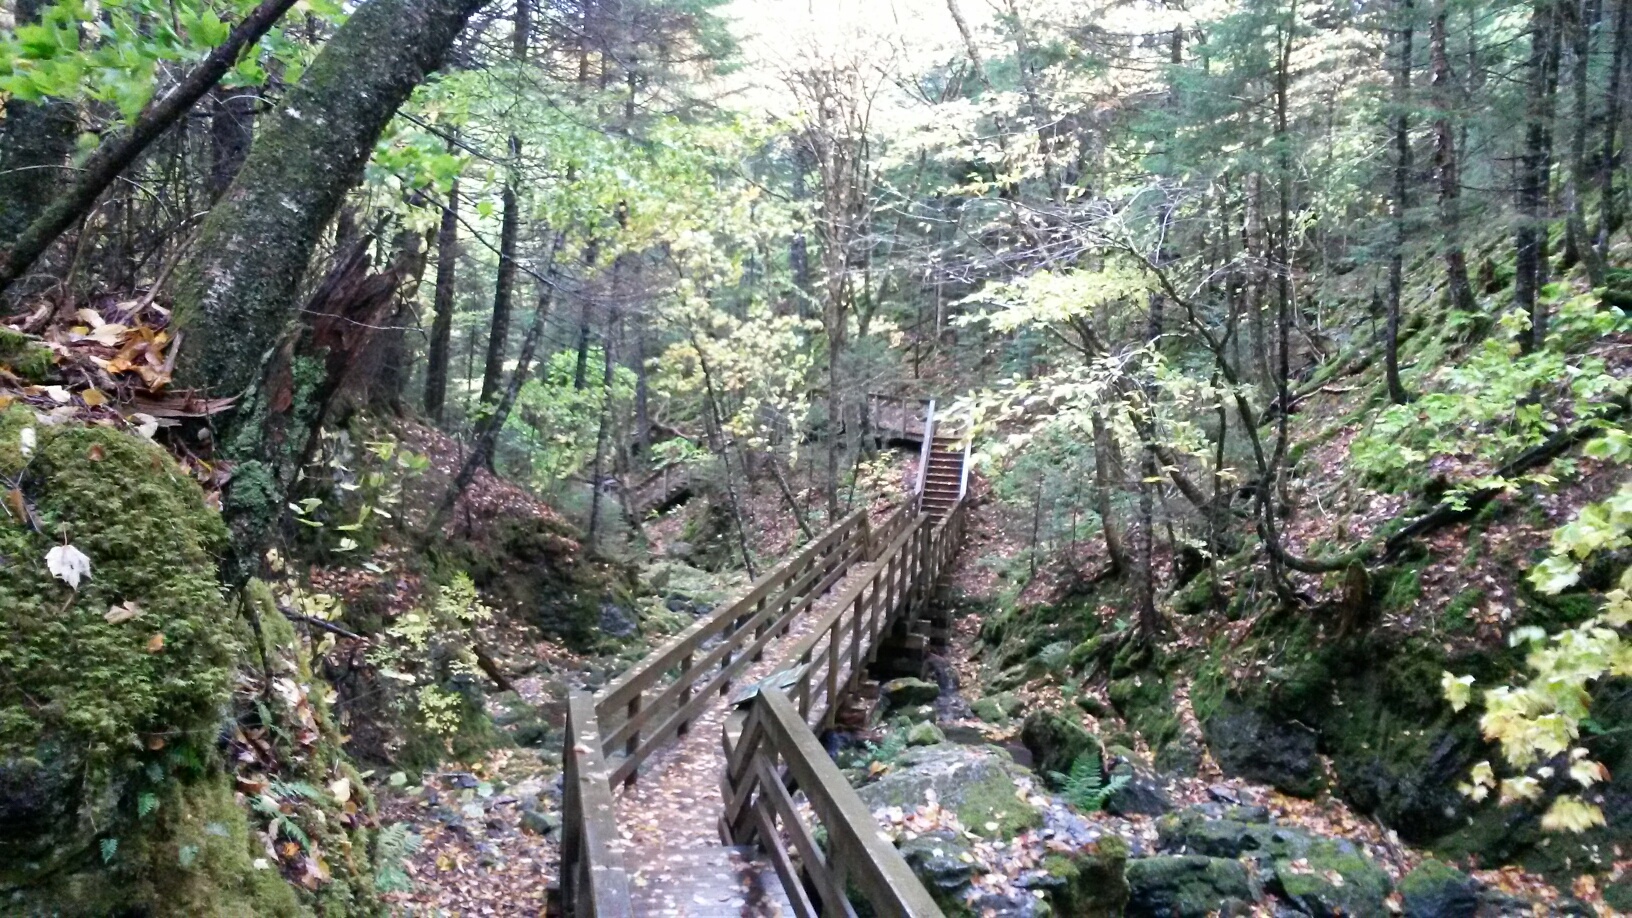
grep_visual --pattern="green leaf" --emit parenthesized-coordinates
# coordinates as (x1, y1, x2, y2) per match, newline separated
(100, 837, 118, 863)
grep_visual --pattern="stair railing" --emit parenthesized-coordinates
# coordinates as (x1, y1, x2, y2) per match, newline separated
(913, 398, 935, 513)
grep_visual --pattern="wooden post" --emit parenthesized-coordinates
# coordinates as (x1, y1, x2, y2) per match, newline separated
(825, 617, 841, 726)
(677, 652, 694, 736)
(624, 693, 641, 787)
(752, 596, 768, 662)
(850, 589, 864, 690)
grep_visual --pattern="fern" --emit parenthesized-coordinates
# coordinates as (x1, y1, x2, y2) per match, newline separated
(1048, 750, 1130, 812)
(373, 822, 422, 893)
(100, 837, 118, 864)
(137, 792, 160, 818)
(863, 730, 909, 767)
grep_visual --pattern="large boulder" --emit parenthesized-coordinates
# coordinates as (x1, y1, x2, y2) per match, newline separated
(857, 743, 1041, 839)
(1125, 855, 1258, 918)
(1272, 841, 1392, 918)
(1032, 838, 1129, 917)
(1202, 696, 1325, 798)
(1019, 710, 1096, 783)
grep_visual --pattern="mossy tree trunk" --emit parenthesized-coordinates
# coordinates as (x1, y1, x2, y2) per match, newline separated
(424, 174, 460, 423)
(171, 0, 490, 576)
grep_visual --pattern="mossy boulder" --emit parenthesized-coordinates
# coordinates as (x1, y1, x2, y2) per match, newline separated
(1202, 696, 1325, 798)
(1399, 859, 1479, 918)
(1019, 710, 1096, 784)
(970, 692, 1023, 723)
(907, 721, 946, 746)
(0, 411, 355, 914)
(880, 677, 940, 710)
(1024, 640, 1072, 680)
(856, 743, 1041, 839)
(1272, 840, 1392, 918)
(0, 409, 236, 883)
(0, 329, 54, 382)
(1124, 855, 1258, 918)
(1035, 837, 1128, 917)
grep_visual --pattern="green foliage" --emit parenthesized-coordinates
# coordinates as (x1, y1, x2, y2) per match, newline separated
(1351, 304, 1629, 494)
(1048, 749, 1129, 812)
(504, 349, 635, 492)
(370, 572, 494, 741)
(1446, 479, 1632, 833)
(372, 822, 421, 894)
(0, 0, 340, 120)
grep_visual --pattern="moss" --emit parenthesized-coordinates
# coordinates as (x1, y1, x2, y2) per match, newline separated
(1377, 561, 1425, 613)
(1440, 588, 1483, 634)
(0, 406, 234, 771)
(0, 328, 54, 382)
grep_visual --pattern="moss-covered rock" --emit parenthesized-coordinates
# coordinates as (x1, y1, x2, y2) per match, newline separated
(1398, 859, 1479, 918)
(1124, 855, 1258, 918)
(1272, 840, 1392, 918)
(906, 721, 946, 746)
(1202, 696, 1325, 798)
(970, 692, 1023, 723)
(1019, 710, 1096, 784)
(880, 677, 940, 710)
(1036, 838, 1129, 918)
(856, 743, 1041, 839)
(0, 329, 54, 382)
(898, 829, 977, 913)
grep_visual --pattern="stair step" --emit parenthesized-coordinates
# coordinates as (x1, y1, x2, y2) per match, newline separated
(630, 846, 793, 917)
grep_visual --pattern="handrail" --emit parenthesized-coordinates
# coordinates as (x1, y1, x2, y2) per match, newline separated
(561, 692, 634, 918)
(593, 507, 870, 785)
(724, 688, 945, 918)
(914, 399, 935, 511)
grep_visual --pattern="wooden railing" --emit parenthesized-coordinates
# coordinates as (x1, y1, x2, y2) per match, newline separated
(593, 507, 871, 786)
(560, 693, 633, 918)
(723, 688, 945, 918)
(721, 497, 969, 918)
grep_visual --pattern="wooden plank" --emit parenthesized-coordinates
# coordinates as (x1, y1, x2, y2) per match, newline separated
(750, 800, 820, 918)
(753, 757, 849, 912)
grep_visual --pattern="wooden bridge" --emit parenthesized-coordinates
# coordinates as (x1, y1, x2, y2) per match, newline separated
(559, 407, 970, 918)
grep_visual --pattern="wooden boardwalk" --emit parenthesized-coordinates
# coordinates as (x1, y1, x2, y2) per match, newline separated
(560, 410, 969, 918)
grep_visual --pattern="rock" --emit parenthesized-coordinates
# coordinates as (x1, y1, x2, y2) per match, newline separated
(857, 743, 1042, 839)
(881, 677, 940, 710)
(1398, 860, 1479, 918)
(1272, 841, 1391, 918)
(1125, 855, 1259, 918)
(1156, 807, 1318, 860)
(1021, 710, 1097, 784)
(1203, 698, 1326, 798)
(972, 692, 1025, 723)
(1034, 838, 1130, 917)
(899, 829, 977, 903)
(599, 600, 639, 638)
(1074, 693, 1106, 716)
(1104, 762, 1171, 817)
(895, 704, 938, 724)
(906, 722, 945, 746)
(520, 809, 560, 836)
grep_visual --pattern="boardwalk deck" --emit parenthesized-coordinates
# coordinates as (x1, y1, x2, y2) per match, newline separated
(560, 409, 970, 918)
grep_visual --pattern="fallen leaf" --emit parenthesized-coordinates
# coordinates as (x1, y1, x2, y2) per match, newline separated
(146, 633, 166, 653)
(45, 544, 91, 588)
(105, 601, 142, 624)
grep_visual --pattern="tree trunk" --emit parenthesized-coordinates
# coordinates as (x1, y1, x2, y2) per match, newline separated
(1563, 0, 1607, 284)
(1517, 0, 1561, 352)
(424, 175, 460, 423)
(1386, 0, 1414, 405)
(1430, 0, 1478, 314)
(0, 0, 304, 295)
(1599, 0, 1630, 246)
(208, 87, 258, 202)
(171, 0, 491, 579)
(480, 166, 520, 403)
(0, 0, 78, 251)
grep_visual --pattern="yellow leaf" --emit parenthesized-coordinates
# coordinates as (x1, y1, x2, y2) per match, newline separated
(145, 633, 166, 653)
(1540, 795, 1606, 833)
(79, 388, 108, 407)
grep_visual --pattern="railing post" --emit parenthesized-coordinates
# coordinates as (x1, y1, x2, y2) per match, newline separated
(825, 617, 841, 726)
(624, 693, 641, 787)
(752, 595, 768, 662)
(850, 588, 864, 690)
(677, 652, 694, 736)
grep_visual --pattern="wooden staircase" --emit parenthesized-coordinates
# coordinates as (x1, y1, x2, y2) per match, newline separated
(915, 401, 969, 520)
